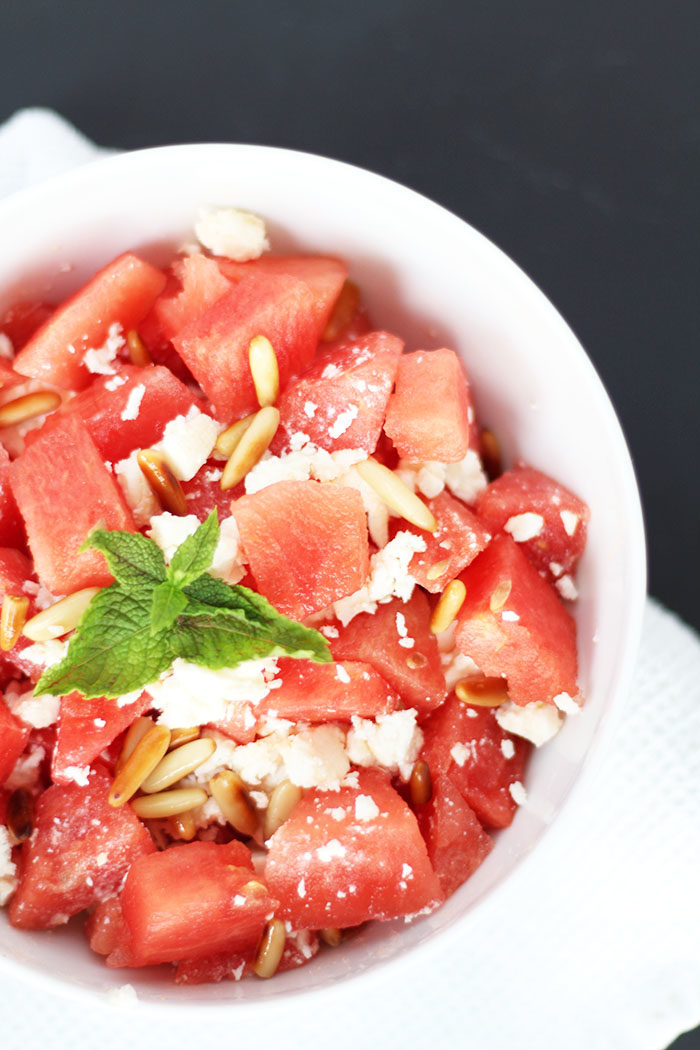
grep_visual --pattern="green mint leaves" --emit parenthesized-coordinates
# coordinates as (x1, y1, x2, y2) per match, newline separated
(34, 511, 331, 700)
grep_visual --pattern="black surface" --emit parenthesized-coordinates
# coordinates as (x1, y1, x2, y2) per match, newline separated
(1, 3, 698, 1045)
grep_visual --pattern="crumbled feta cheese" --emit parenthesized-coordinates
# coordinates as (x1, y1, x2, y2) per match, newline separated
(333, 531, 425, 626)
(157, 406, 220, 481)
(553, 691, 582, 715)
(495, 700, 564, 747)
(6, 686, 60, 729)
(556, 574, 579, 601)
(335, 664, 351, 684)
(560, 510, 579, 536)
(211, 723, 350, 792)
(18, 638, 68, 670)
(147, 511, 246, 584)
(326, 806, 346, 821)
(244, 435, 366, 494)
(398, 449, 487, 504)
(549, 561, 564, 578)
(504, 512, 544, 542)
(303, 401, 317, 418)
(440, 645, 481, 690)
(0, 333, 13, 359)
(82, 322, 125, 375)
(328, 404, 359, 439)
(115, 452, 158, 526)
(147, 513, 200, 562)
(105, 984, 138, 1009)
(509, 780, 528, 806)
(346, 710, 423, 781)
(501, 738, 515, 759)
(501, 610, 520, 622)
(317, 839, 346, 862)
(338, 465, 390, 548)
(450, 742, 472, 767)
(148, 657, 278, 730)
(195, 207, 269, 261)
(104, 374, 128, 391)
(4, 745, 45, 792)
(210, 515, 247, 584)
(120, 382, 146, 422)
(297, 877, 307, 898)
(61, 765, 91, 786)
(354, 794, 380, 822)
(0, 826, 17, 906)
(320, 624, 340, 640)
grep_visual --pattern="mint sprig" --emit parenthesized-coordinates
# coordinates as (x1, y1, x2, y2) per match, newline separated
(34, 511, 331, 699)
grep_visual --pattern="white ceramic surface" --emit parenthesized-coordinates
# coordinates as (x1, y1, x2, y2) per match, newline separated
(0, 144, 646, 1008)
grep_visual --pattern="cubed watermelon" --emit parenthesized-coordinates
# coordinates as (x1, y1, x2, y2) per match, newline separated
(0, 700, 31, 786)
(13, 253, 167, 391)
(0, 300, 54, 351)
(271, 330, 404, 454)
(233, 480, 369, 621)
(0, 446, 26, 548)
(52, 691, 151, 786)
(146, 253, 232, 345)
(384, 348, 474, 461)
(455, 533, 578, 706)
(258, 658, 399, 723)
(415, 773, 493, 897)
(10, 415, 135, 593)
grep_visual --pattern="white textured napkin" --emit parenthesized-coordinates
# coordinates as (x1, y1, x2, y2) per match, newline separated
(1, 109, 699, 1050)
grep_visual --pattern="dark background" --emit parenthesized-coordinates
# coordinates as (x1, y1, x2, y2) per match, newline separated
(1, 2, 698, 1045)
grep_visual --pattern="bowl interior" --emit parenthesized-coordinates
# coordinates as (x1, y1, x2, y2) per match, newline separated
(0, 144, 646, 1006)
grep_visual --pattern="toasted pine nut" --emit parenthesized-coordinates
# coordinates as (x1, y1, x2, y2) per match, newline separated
(264, 780, 302, 840)
(430, 580, 467, 635)
(242, 880, 268, 896)
(321, 280, 360, 342)
(319, 927, 343, 948)
(6, 788, 34, 843)
(248, 335, 279, 408)
(480, 427, 501, 480)
(168, 811, 197, 841)
(137, 449, 188, 515)
(253, 918, 286, 979)
(130, 787, 207, 819)
(0, 390, 61, 428)
(215, 414, 255, 458)
(406, 651, 428, 670)
(0, 595, 29, 651)
(168, 726, 201, 750)
(140, 737, 216, 794)
(116, 716, 154, 773)
(489, 578, 512, 613)
(126, 329, 152, 366)
(426, 558, 450, 582)
(455, 676, 509, 708)
(220, 406, 280, 491)
(409, 759, 433, 806)
(109, 725, 171, 807)
(23, 587, 100, 642)
(209, 770, 258, 836)
(355, 458, 437, 533)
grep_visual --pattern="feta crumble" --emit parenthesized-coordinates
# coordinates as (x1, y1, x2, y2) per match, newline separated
(148, 657, 278, 731)
(553, 691, 582, 715)
(82, 322, 125, 375)
(495, 700, 564, 747)
(509, 780, 528, 806)
(504, 512, 544, 542)
(195, 206, 270, 261)
(354, 794, 380, 822)
(0, 826, 17, 906)
(328, 404, 359, 439)
(346, 710, 423, 781)
(244, 435, 366, 494)
(556, 574, 579, 601)
(333, 530, 425, 626)
(560, 510, 579, 536)
(147, 512, 246, 584)
(398, 448, 487, 504)
(6, 686, 60, 729)
(120, 382, 146, 422)
(0, 332, 13, 359)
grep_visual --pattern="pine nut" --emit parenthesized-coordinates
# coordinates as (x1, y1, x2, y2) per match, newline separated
(137, 449, 188, 515)
(409, 759, 433, 806)
(215, 414, 255, 458)
(253, 918, 286, 979)
(426, 558, 451, 582)
(23, 587, 100, 641)
(355, 458, 437, 533)
(480, 427, 501, 480)
(220, 405, 280, 491)
(130, 787, 207, 819)
(455, 676, 509, 708)
(6, 788, 34, 843)
(140, 737, 216, 794)
(109, 725, 171, 807)
(168, 726, 201, 750)
(319, 927, 343, 948)
(430, 579, 467, 635)
(0, 595, 29, 651)
(209, 770, 258, 836)
(248, 335, 279, 408)
(321, 279, 360, 342)
(0, 390, 61, 427)
(406, 651, 428, 670)
(116, 716, 154, 773)
(168, 811, 197, 841)
(264, 780, 302, 840)
(489, 579, 512, 613)
(126, 329, 152, 366)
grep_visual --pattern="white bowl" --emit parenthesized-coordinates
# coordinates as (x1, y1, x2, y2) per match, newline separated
(0, 144, 646, 1007)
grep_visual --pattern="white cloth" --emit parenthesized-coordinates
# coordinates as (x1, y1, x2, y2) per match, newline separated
(0, 110, 698, 1050)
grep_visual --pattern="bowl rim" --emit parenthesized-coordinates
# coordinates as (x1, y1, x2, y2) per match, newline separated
(0, 141, 647, 1012)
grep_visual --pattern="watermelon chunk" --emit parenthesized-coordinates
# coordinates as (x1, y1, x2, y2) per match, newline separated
(455, 533, 578, 706)
(259, 658, 399, 723)
(265, 767, 443, 929)
(0, 300, 54, 351)
(330, 591, 447, 717)
(0, 700, 31, 786)
(233, 480, 369, 621)
(420, 695, 531, 829)
(415, 773, 493, 897)
(52, 691, 152, 786)
(0, 446, 26, 548)
(271, 330, 404, 454)
(149, 253, 232, 344)
(391, 488, 491, 593)
(13, 253, 167, 391)
(475, 465, 590, 589)
(384, 348, 474, 461)
(172, 273, 323, 422)
(10, 414, 135, 593)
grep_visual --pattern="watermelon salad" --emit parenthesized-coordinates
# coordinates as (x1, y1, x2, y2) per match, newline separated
(0, 207, 590, 985)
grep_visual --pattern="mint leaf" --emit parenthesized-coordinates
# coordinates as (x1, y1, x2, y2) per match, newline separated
(168, 511, 219, 588)
(151, 581, 188, 634)
(83, 528, 166, 588)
